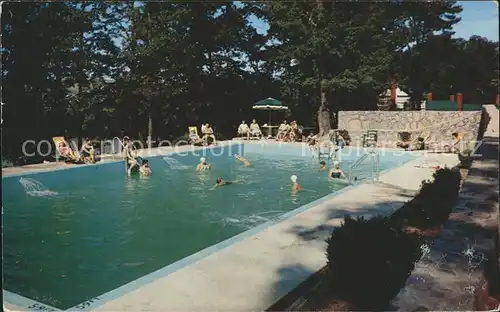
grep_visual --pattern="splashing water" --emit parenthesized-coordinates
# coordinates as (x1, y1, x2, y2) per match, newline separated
(19, 177, 58, 197)
(205, 210, 286, 230)
(162, 157, 190, 170)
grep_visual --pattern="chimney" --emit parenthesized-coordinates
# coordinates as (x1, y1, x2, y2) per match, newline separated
(449, 94, 455, 101)
(427, 92, 433, 102)
(456, 93, 463, 111)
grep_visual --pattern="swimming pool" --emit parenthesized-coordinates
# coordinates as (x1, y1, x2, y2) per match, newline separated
(2, 143, 418, 310)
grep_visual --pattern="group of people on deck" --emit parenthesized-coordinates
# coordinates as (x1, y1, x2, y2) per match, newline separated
(56, 138, 97, 164)
(237, 119, 263, 138)
(276, 120, 303, 142)
(237, 119, 304, 142)
(190, 124, 217, 146)
(396, 131, 464, 153)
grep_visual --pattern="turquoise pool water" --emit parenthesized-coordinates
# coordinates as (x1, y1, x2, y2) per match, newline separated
(2, 144, 417, 309)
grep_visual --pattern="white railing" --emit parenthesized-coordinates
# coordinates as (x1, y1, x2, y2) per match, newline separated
(348, 149, 380, 182)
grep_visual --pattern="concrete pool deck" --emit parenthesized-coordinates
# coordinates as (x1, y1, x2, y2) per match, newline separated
(2, 143, 459, 311)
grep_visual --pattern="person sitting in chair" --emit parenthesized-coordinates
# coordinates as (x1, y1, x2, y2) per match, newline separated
(57, 141, 80, 162)
(277, 120, 290, 141)
(306, 133, 318, 146)
(443, 132, 463, 153)
(201, 123, 208, 136)
(238, 121, 250, 138)
(189, 127, 203, 146)
(203, 124, 216, 145)
(250, 119, 262, 138)
(81, 137, 96, 163)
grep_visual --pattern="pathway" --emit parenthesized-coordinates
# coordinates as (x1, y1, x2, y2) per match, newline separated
(393, 105, 499, 311)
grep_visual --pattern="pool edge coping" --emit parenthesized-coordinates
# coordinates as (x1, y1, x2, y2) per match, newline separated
(3, 290, 62, 312)
(64, 151, 423, 311)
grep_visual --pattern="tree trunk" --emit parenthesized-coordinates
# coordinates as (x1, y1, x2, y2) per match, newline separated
(314, 1, 330, 138)
(147, 110, 153, 149)
(317, 80, 331, 137)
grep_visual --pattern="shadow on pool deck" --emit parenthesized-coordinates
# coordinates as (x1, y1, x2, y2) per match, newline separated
(266, 190, 416, 310)
(286, 189, 415, 243)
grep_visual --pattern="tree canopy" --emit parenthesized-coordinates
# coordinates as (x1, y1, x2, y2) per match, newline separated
(1, 1, 498, 164)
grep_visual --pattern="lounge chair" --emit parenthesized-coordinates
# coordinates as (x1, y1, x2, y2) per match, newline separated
(52, 136, 83, 163)
(188, 126, 204, 146)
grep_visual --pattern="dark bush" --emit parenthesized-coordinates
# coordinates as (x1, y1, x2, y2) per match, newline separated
(406, 167, 461, 228)
(398, 131, 411, 142)
(325, 215, 423, 309)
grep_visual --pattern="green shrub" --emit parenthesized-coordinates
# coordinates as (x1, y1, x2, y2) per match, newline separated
(406, 167, 461, 228)
(325, 215, 423, 309)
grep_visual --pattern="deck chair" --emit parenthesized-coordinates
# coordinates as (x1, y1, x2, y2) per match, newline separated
(52, 136, 83, 163)
(188, 126, 203, 146)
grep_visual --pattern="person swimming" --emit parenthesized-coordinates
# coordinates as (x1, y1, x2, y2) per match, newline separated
(291, 175, 301, 192)
(139, 159, 152, 176)
(329, 161, 346, 179)
(212, 177, 243, 189)
(196, 157, 211, 171)
(319, 161, 326, 170)
(234, 154, 250, 166)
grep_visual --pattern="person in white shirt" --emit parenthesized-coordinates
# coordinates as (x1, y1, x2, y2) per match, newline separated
(237, 121, 250, 138)
(204, 124, 216, 145)
(277, 120, 290, 141)
(250, 119, 262, 138)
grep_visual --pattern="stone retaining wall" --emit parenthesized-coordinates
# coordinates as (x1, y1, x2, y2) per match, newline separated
(338, 110, 482, 147)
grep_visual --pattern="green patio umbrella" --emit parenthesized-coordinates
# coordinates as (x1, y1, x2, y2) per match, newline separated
(252, 97, 288, 125)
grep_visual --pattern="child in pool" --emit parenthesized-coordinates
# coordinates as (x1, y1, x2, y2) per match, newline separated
(291, 175, 301, 192)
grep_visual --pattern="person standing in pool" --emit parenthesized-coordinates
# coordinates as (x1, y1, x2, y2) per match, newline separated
(329, 161, 346, 179)
(234, 154, 250, 166)
(319, 161, 327, 170)
(196, 157, 211, 171)
(139, 159, 152, 176)
(291, 175, 301, 192)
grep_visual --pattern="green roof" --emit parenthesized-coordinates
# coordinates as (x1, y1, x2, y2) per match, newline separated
(426, 100, 482, 111)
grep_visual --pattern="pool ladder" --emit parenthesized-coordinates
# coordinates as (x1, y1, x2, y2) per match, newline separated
(347, 149, 380, 182)
(111, 137, 138, 152)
